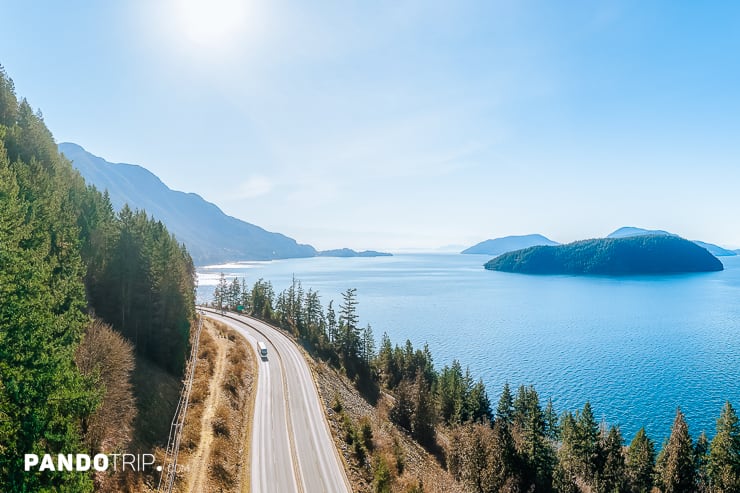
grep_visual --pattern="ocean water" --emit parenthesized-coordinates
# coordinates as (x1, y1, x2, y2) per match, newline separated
(197, 254, 740, 443)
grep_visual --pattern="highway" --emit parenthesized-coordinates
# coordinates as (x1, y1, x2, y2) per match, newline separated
(201, 308, 351, 493)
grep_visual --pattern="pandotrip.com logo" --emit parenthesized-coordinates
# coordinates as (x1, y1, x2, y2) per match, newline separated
(24, 453, 162, 473)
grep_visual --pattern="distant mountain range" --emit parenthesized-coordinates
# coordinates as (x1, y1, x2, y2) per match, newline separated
(461, 234, 559, 255)
(607, 226, 674, 238)
(606, 227, 736, 257)
(59, 143, 390, 265)
(486, 236, 724, 275)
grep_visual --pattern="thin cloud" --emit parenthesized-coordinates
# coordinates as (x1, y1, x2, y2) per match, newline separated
(231, 175, 273, 199)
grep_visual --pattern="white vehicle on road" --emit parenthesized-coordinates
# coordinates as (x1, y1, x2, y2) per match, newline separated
(258, 341, 268, 358)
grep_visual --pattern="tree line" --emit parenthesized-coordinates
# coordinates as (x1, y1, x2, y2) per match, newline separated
(213, 274, 740, 492)
(0, 65, 196, 490)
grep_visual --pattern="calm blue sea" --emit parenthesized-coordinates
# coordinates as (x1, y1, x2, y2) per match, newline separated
(197, 254, 740, 443)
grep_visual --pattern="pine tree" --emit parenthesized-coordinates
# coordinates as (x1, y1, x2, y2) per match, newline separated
(496, 383, 514, 426)
(658, 408, 695, 493)
(377, 332, 398, 388)
(599, 425, 626, 493)
(339, 287, 359, 332)
(229, 277, 241, 310)
(390, 379, 413, 431)
(512, 386, 553, 491)
(439, 360, 466, 424)
(361, 324, 376, 364)
(448, 422, 519, 493)
(467, 378, 492, 424)
(240, 278, 251, 312)
(626, 427, 655, 493)
(709, 401, 740, 492)
(695, 431, 710, 493)
(554, 411, 579, 493)
(326, 300, 337, 345)
(544, 398, 559, 440)
(575, 401, 600, 483)
(214, 272, 227, 311)
(411, 371, 436, 448)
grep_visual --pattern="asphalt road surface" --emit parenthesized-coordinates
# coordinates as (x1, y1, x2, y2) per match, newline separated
(201, 308, 351, 493)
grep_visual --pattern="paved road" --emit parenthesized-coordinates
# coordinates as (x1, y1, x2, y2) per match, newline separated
(201, 308, 351, 493)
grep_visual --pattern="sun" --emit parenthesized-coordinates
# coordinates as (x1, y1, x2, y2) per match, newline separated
(172, 0, 251, 51)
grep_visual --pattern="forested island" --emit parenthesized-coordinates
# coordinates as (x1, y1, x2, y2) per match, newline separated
(485, 235, 724, 275)
(318, 248, 393, 257)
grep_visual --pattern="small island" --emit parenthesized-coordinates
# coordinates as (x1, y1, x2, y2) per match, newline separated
(318, 248, 393, 258)
(485, 235, 724, 275)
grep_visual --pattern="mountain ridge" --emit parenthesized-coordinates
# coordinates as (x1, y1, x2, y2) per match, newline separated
(60, 143, 391, 265)
(606, 226, 736, 257)
(461, 234, 559, 256)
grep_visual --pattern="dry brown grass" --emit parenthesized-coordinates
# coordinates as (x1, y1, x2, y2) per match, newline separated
(175, 318, 256, 493)
(178, 326, 217, 455)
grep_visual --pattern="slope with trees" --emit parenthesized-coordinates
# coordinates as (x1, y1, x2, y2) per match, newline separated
(0, 65, 196, 491)
(211, 273, 740, 492)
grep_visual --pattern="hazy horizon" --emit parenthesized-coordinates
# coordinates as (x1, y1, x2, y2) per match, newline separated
(59, 141, 740, 253)
(3, 1, 740, 250)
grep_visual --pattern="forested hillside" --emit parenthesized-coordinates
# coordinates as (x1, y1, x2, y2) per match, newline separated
(213, 276, 740, 493)
(0, 65, 195, 491)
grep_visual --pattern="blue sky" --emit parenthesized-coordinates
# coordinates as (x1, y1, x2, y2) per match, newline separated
(2, 1, 739, 250)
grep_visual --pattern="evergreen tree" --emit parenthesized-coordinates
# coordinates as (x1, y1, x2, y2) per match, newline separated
(598, 425, 626, 493)
(709, 401, 740, 492)
(439, 360, 466, 424)
(695, 431, 710, 493)
(496, 383, 514, 426)
(411, 371, 436, 448)
(657, 408, 695, 493)
(448, 422, 520, 493)
(240, 278, 251, 312)
(214, 272, 227, 311)
(625, 427, 655, 493)
(377, 332, 398, 388)
(229, 277, 241, 309)
(390, 379, 413, 431)
(467, 378, 493, 424)
(250, 278, 274, 320)
(326, 300, 337, 345)
(337, 288, 361, 369)
(512, 386, 553, 491)
(554, 411, 579, 493)
(544, 398, 559, 441)
(361, 324, 376, 364)
(339, 287, 359, 332)
(575, 401, 600, 483)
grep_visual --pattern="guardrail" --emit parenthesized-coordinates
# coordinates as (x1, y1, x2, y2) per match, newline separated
(157, 312, 204, 492)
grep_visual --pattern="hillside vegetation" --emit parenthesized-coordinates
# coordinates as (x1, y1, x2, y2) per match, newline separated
(0, 65, 195, 491)
(486, 235, 724, 275)
(213, 275, 740, 492)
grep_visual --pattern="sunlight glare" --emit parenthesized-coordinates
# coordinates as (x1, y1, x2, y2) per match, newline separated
(173, 0, 251, 51)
